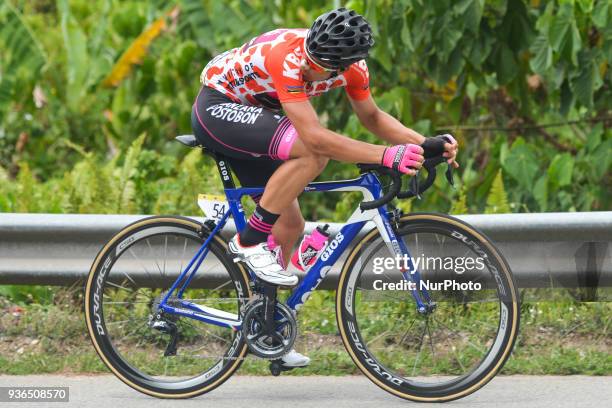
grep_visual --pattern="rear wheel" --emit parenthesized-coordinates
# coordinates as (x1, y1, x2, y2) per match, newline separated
(336, 213, 519, 402)
(85, 216, 251, 398)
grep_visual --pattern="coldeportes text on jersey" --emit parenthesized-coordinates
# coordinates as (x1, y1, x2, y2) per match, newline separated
(206, 103, 262, 124)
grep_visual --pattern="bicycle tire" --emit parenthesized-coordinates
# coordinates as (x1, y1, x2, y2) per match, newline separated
(336, 213, 519, 402)
(84, 216, 251, 398)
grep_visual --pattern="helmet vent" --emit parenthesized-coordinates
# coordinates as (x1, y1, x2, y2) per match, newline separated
(306, 7, 374, 69)
(333, 25, 345, 34)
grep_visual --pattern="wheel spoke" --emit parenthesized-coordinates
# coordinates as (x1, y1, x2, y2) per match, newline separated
(104, 301, 150, 305)
(347, 222, 516, 391)
(178, 238, 188, 278)
(398, 317, 418, 346)
(89, 224, 245, 386)
(432, 317, 487, 354)
(209, 279, 233, 291)
(425, 319, 437, 371)
(105, 280, 132, 292)
(105, 319, 130, 326)
(162, 236, 168, 279)
(128, 247, 162, 288)
(410, 322, 427, 376)
(440, 323, 467, 372)
(145, 238, 166, 286)
(179, 318, 231, 345)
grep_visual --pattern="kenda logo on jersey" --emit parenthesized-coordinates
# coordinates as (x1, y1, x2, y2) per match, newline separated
(206, 103, 263, 124)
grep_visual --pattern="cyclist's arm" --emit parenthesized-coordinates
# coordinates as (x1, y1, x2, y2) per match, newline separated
(282, 100, 386, 164)
(349, 94, 426, 145)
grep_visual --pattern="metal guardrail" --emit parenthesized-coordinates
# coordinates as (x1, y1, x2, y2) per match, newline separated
(0, 212, 611, 292)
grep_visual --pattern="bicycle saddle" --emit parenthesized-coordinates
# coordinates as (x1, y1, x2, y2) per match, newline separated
(175, 134, 201, 148)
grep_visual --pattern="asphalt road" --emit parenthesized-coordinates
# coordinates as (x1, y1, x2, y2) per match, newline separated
(0, 375, 610, 408)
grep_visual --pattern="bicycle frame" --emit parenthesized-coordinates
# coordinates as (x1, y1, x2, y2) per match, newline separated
(159, 167, 432, 331)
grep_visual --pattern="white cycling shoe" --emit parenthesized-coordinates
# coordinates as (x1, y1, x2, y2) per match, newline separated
(280, 349, 310, 368)
(228, 235, 298, 286)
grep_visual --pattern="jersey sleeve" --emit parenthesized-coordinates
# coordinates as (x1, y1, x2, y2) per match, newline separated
(344, 60, 371, 101)
(264, 44, 309, 104)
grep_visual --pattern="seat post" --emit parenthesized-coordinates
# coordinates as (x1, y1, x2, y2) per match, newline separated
(175, 134, 237, 189)
(209, 152, 236, 189)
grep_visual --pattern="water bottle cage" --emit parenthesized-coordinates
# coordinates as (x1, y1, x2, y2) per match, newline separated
(293, 237, 329, 271)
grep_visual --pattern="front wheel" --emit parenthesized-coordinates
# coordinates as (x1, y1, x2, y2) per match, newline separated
(336, 213, 519, 402)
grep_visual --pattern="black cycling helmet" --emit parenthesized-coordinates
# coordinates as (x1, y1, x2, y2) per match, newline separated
(306, 7, 374, 70)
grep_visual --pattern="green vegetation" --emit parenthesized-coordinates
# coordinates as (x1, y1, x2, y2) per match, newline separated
(0, 0, 609, 217)
(0, 134, 224, 214)
(0, 290, 610, 375)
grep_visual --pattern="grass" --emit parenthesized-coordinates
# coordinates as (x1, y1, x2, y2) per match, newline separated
(0, 289, 610, 376)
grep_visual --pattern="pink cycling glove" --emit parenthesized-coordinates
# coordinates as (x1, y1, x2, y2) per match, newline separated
(381, 144, 424, 174)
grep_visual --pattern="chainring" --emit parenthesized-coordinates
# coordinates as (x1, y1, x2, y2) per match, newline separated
(242, 299, 297, 359)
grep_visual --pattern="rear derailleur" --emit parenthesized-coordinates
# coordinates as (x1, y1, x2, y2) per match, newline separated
(148, 293, 180, 356)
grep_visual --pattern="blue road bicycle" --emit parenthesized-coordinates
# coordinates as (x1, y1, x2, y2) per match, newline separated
(85, 135, 519, 402)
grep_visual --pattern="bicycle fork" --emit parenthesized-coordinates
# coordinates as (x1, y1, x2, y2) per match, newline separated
(380, 211, 436, 315)
(396, 237, 437, 314)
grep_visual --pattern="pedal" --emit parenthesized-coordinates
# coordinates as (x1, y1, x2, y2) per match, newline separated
(226, 243, 242, 263)
(269, 359, 297, 376)
(229, 250, 244, 264)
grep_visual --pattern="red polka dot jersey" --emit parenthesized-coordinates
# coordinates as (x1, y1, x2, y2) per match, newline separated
(200, 28, 370, 110)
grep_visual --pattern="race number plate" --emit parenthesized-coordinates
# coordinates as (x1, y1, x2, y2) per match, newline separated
(198, 194, 228, 221)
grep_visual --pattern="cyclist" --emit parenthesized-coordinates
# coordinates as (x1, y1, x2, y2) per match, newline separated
(192, 7, 458, 368)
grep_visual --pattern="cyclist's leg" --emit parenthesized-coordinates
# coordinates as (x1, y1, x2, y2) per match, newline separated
(191, 88, 315, 361)
(191, 86, 315, 258)
(258, 136, 329, 214)
(224, 158, 304, 264)
(191, 86, 328, 217)
(272, 200, 305, 266)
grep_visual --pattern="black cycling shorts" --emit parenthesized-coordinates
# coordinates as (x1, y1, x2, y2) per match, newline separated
(191, 86, 298, 189)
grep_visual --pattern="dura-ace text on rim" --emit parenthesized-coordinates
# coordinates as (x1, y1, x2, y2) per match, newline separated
(336, 214, 519, 402)
(86, 134, 519, 400)
(85, 217, 251, 398)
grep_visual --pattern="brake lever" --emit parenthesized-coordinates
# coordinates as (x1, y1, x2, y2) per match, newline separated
(397, 156, 447, 199)
(445, 162, 455, 188)
(410, 171, 421, 200)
